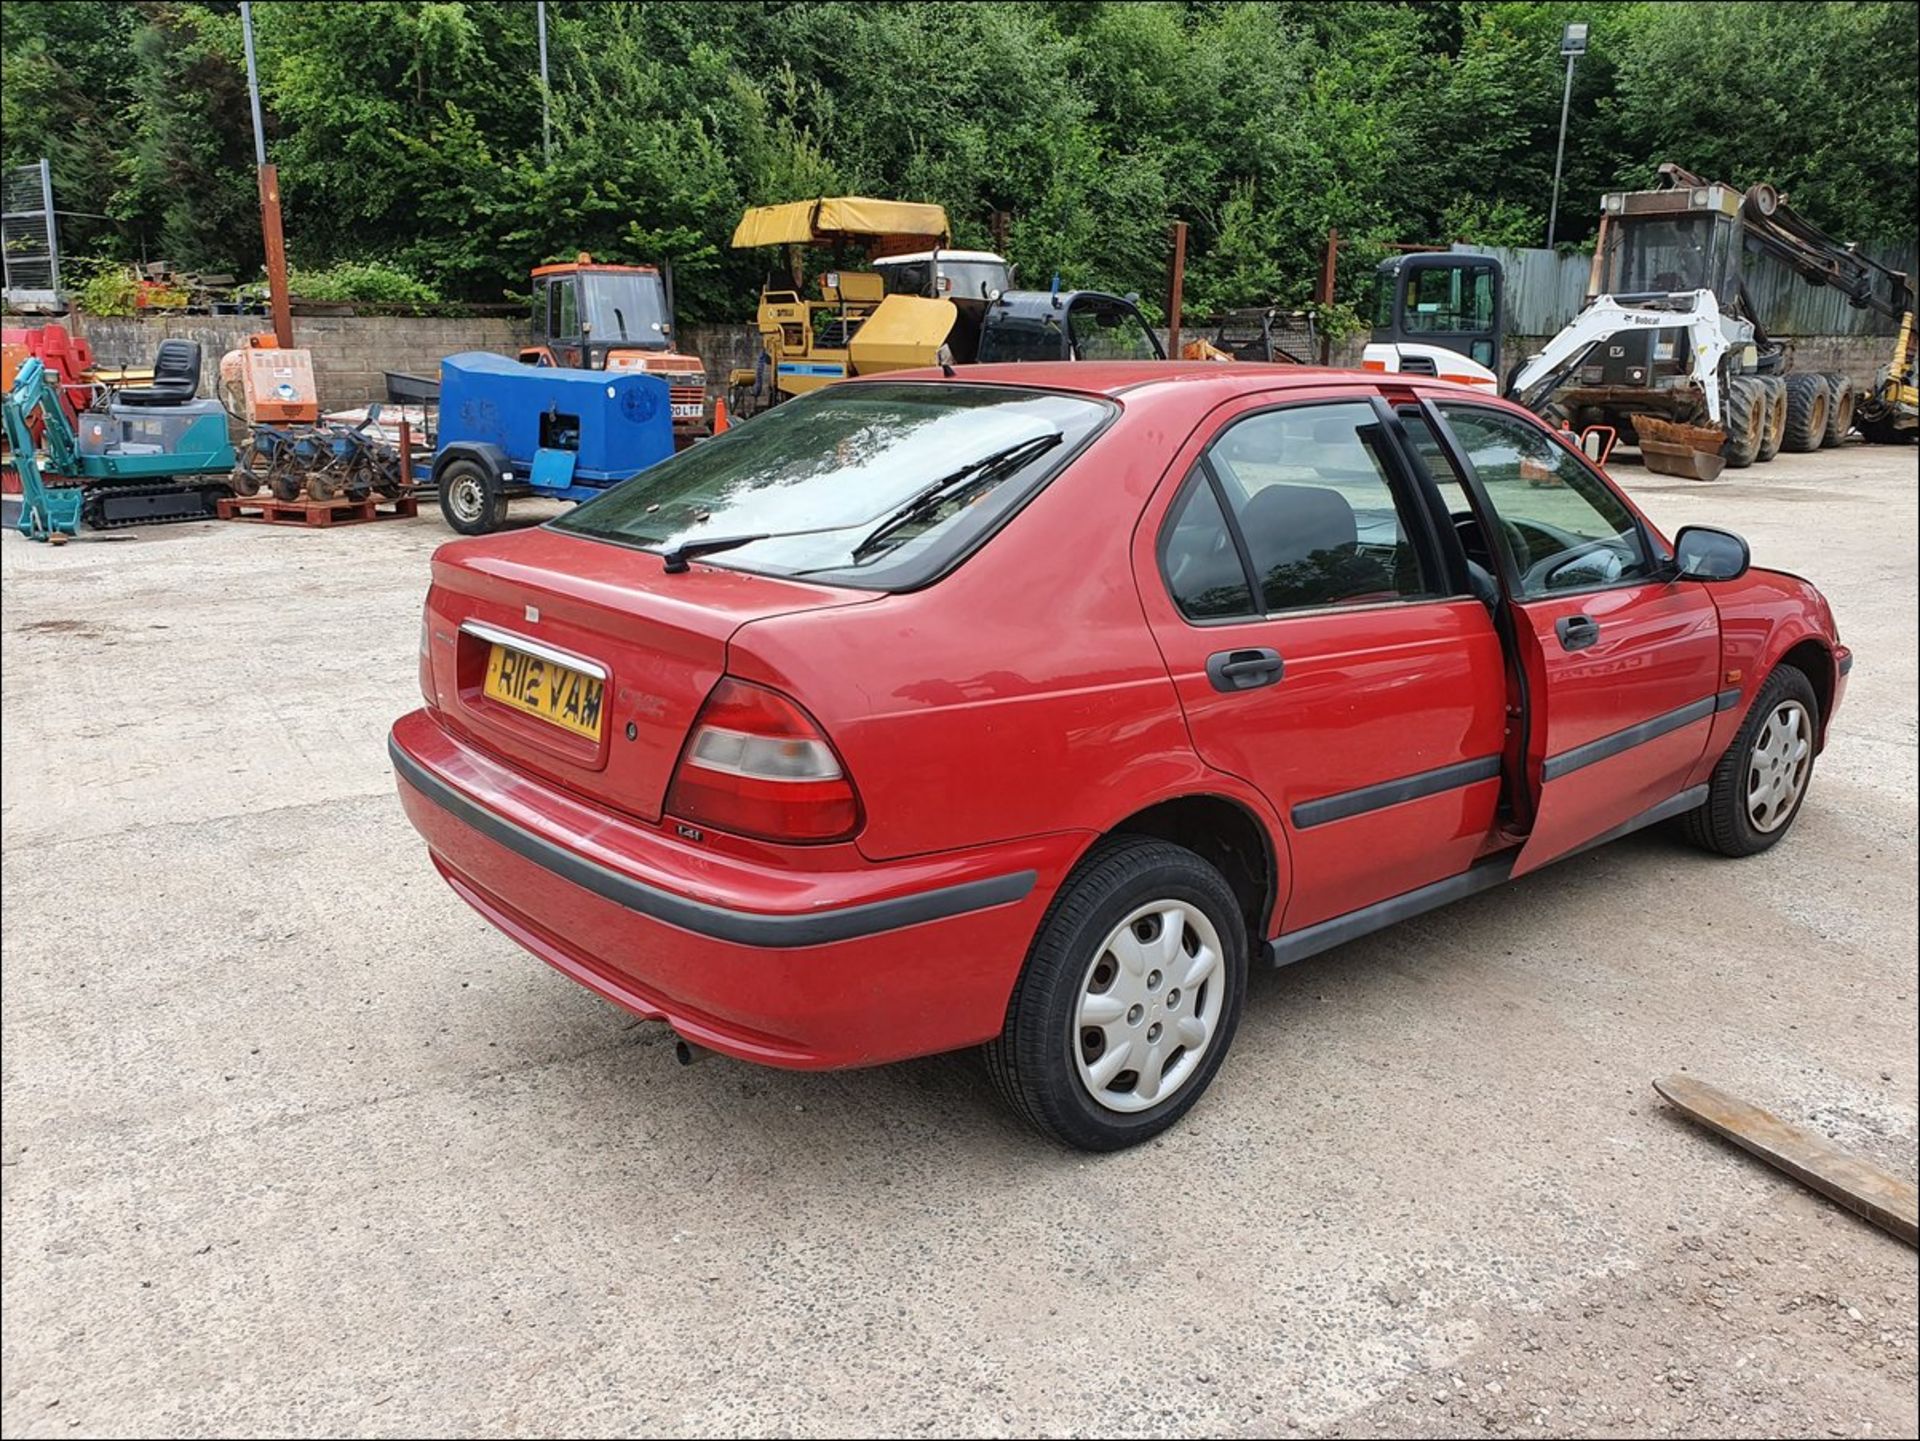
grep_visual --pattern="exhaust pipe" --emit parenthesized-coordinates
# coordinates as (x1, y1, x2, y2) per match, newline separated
(673, 1036, 713, 1066)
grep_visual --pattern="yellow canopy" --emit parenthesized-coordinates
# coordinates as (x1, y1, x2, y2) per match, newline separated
(730, 197, 950, 253)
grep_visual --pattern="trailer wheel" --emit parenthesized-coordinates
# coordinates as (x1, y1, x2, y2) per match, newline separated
(1819, 373, 1854, 446)
(1756, 377, 1786, 462)
(1722, 377, 1763, 469)
(438, 457, 506, 535)
(1781, 373, 1828, 452)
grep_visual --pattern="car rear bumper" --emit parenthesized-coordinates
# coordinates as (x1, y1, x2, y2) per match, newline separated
(390, 709, 1083, 1068)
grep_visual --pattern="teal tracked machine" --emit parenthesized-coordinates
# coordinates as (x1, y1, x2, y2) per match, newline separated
(3, 340, 239, 541)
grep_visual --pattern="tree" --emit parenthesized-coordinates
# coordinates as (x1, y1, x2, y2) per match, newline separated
(3, 0, 1912, 312)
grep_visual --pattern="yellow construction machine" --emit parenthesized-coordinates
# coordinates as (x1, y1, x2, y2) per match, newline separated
(726, 197, 988, 414)
(727, 196, 1169, 415)
(1856, 308, 1917, 444)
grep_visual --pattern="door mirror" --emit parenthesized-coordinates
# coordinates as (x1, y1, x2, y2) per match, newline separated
(1673, 525, 1749, 582)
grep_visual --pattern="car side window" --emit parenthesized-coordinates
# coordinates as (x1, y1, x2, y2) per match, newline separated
(1438, 405, 1655, 599)
(1205, 402, 1436, 613)
(1162, 477, 1256, 621)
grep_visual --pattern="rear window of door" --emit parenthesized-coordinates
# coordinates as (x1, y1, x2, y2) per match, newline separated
(1162, 400, 1441, 620)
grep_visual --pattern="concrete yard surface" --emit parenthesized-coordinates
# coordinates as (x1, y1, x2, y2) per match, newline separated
(3, 445, 1916, 1438)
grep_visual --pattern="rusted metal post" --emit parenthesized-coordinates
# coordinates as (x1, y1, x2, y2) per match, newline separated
(1317, 228, 1340, 365)
(1166, 220, 1188, 358)
(240, 3, 295, 349)
(257, 165, 294, 349)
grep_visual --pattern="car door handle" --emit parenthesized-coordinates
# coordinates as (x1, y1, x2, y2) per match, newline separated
(1206, 648, 1285, 692)
(1556, 614, 1600, 651)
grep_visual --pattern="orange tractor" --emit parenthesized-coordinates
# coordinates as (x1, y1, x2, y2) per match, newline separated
(521, 256, 712, 445)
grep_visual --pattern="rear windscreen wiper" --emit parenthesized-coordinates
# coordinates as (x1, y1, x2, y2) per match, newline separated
(845, 433, 1062, 563)
(658, 533, 770, 573)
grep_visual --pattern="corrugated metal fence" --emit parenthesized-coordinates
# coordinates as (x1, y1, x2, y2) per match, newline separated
(1451, 241, 1916, 338)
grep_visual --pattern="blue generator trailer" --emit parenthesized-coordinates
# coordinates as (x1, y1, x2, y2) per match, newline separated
(429, 352, 675, 534)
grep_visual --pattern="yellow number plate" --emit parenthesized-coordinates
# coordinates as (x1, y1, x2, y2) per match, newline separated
(483, 643, 605, 741)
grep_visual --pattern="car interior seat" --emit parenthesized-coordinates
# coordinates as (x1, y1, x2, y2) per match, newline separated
(1238, 482, 1394, 607)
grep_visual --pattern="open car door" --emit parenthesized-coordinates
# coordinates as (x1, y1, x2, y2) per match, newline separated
(1419, 399, 1724, 877)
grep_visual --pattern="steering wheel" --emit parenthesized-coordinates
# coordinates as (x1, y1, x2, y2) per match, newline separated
(1453, 513, 1533, 578)
(1525, 536, 1630, 592)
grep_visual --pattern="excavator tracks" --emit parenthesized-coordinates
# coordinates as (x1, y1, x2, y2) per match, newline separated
(81, 483, 233, 529)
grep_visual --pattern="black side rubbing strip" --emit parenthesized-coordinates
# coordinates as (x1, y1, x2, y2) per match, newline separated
(1715, 687, 1744, 713)
(1541, 696, 1717, 782)
(390, 738, 1035, 947)
(1291, 754, 1504, 830)
(1266, 783, 1710, 969)
(1269, 854, 1516, 967)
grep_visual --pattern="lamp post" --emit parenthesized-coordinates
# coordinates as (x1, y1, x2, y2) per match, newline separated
(1545, 21, 1589, 250)
(537, 2, 552, 165)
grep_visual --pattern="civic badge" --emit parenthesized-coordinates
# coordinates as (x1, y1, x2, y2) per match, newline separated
(524, 605, 540, 624)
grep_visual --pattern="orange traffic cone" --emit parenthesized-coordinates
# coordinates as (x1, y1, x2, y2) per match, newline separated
(711, 395, 729, 436)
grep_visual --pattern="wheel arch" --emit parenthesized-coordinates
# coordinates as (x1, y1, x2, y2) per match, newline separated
(431, 441, 510, 486)
(1776, 636, 1836, 738)
(1096, 792, 1280, 942)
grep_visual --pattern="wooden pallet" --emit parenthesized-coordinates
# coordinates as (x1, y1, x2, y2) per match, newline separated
(216, 492, 419, 528)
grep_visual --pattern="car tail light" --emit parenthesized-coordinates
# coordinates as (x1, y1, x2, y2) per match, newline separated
(665, 679, 859, 843)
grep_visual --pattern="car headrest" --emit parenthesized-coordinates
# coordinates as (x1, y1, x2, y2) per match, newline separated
(1239, 483, 1358, 568)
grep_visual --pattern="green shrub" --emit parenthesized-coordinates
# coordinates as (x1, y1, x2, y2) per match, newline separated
(71, 260, 141, 318)
(240, 260, 443, 307)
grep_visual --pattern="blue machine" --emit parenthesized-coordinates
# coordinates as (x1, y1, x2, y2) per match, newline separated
(429, 352, 675, 534)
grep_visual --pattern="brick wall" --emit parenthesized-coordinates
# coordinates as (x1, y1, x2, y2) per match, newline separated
(68, 312, 530, 411)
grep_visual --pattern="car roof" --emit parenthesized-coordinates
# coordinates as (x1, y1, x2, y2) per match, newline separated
(870, 361, 1396, 398)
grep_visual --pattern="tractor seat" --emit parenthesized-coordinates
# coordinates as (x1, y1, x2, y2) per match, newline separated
(115, 339, 202, 405)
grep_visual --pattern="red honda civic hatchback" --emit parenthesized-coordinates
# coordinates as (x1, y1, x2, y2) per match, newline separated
(392, 364, 1849, 1150)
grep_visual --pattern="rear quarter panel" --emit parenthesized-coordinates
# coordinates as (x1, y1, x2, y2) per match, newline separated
(727, 385, 1282, 864)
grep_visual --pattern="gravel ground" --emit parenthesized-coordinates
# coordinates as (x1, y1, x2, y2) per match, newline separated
(3, 443, 1916, 1438)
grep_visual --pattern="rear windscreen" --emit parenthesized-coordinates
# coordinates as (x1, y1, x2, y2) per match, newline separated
(551, 382, 1114, 589)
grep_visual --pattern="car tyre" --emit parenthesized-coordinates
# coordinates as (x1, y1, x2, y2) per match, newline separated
(1679, 664, 1820, 858)
(984, 836, 1248, 1151)
(438, 457, 506, 536)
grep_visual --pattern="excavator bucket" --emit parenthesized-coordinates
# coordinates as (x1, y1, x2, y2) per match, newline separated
(1632, 414, 1728, 481)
